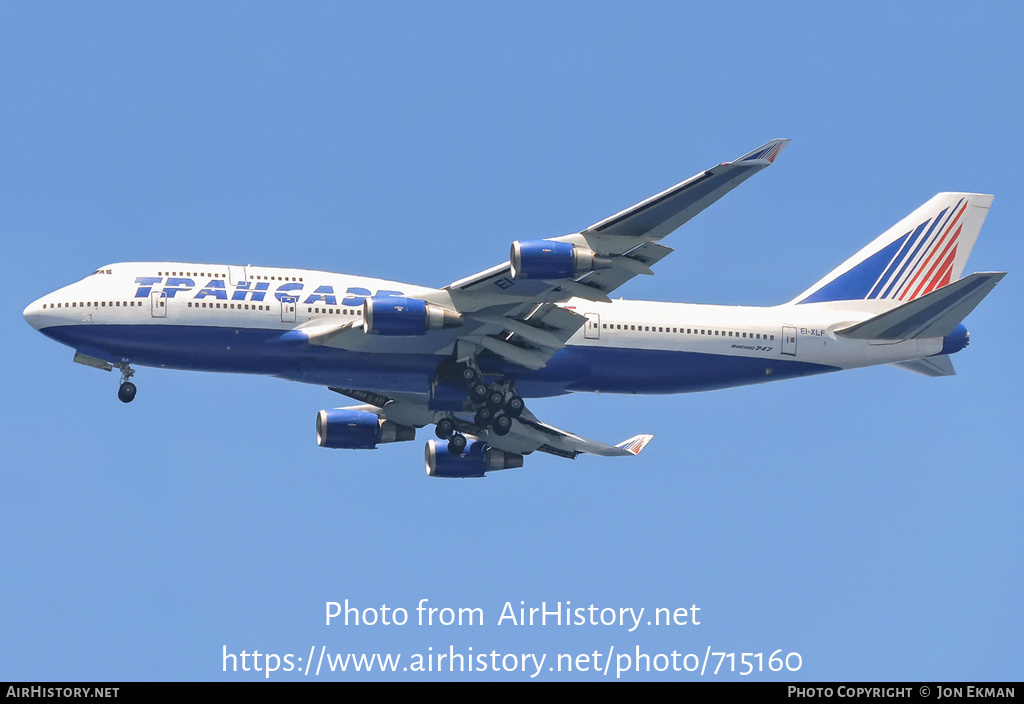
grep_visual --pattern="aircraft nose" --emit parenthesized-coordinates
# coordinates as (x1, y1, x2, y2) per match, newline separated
(23, 298, 43, 330)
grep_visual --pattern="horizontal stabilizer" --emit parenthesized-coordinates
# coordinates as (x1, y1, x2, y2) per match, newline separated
(836, 272, 1005, 340)
(891, 355, 957, 377)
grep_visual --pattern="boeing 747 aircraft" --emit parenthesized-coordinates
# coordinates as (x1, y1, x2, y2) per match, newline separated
(23, 140, 1005, 477)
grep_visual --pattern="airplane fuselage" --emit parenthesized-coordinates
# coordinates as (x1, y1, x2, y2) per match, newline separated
(24, 262, 955, 400)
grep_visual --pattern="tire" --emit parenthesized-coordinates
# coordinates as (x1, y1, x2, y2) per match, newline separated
(504, 393, 524, 418)
(493, 413, 512, 436)
(448, 433, 467, 454)
(469, 382, 489, 405)
(435, 417, 455, 439)
(486, 387, 506, 410)
(474, 407, 494, 428)
(458, 365, 479, 387)
(118, 381, 137, 404)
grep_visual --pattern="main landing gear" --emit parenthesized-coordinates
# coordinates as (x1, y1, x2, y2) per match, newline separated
(116, 362, 137, 404)
(433, 359, 524, 455)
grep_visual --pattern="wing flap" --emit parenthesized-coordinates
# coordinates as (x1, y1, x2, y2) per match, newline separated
(574, 242, 674, 297)
(462, 303, 587, 369)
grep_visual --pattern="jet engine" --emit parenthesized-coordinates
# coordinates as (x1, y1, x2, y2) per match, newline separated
(361, 296, 462, 336)
(424, 439, 524, 478)
(509, 240, 611, 280)
(316, 409, 415, 449)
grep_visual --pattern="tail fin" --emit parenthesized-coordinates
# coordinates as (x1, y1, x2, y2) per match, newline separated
(793, 193, 993, 304)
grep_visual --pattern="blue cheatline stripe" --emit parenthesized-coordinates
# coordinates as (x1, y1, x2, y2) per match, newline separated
(39, 323, 839, 398)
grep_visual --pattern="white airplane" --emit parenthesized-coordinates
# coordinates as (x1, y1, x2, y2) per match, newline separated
(23, 140, 1005, 477)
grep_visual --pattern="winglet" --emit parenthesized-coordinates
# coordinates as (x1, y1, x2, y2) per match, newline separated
(615, 434, 654, 456)
(736, 138, 790, 164)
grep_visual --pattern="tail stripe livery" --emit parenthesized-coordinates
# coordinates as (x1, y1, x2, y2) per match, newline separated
(796, 193, 991, 305)
(890, 200, 965, 300)
(872, 204, 955, 299)
(901, 205, 965, 300)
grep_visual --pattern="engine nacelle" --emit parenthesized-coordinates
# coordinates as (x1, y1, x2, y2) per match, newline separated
(316, 409, 415, 449)
(424, 439, 524, 478)
(510, 240, 611, 280)
(362, 297, 462, 336)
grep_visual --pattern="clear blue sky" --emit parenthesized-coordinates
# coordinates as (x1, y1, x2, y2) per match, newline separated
(2, 2, 1021, 681)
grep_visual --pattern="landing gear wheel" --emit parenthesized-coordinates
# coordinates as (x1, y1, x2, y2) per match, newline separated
(492, 413, 512, 436)
(458, 365, 479, 387)
(469, 382, 489, 405)
(447, 433, 468, 454)
(474, 406, 494, 428)
(504, 393, 524, 419)
(435, 417, 456, 439)
(485, 386, 506, 410)
(118, 381, 137, 404)
(115, 362, 137, 404)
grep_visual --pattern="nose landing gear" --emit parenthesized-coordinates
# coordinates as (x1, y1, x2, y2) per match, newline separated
(116, 362, 137, 403)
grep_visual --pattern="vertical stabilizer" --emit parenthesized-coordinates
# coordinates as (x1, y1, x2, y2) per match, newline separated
(793, 193, 993, 304)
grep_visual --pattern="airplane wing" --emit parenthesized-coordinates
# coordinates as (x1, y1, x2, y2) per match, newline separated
(312, 142, 785, 472)
(447, 139, 789, 303)
(297, 140, 789, 371)
(329, 388, 653, 461)
(443, 139, 790, 369)
(578, 138, 789, 241)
